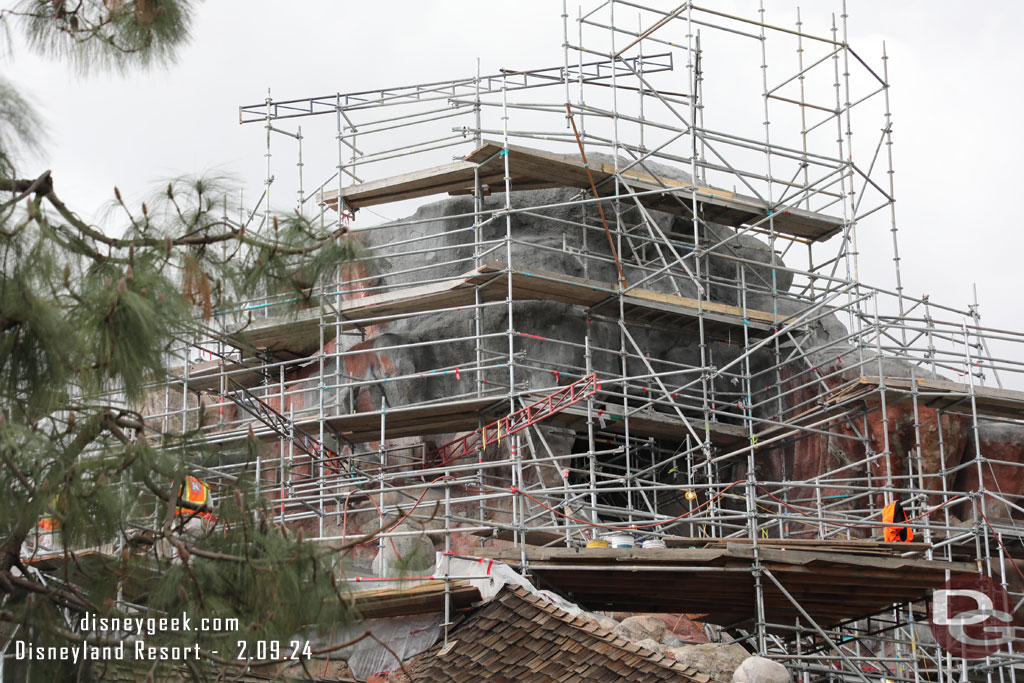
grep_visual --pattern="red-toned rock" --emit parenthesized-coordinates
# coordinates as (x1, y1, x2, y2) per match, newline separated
(752, 365, 859, 535)
(850, 403, 967, 510)
(759, 396, 967, 531)
(953, 422, 1024, 521)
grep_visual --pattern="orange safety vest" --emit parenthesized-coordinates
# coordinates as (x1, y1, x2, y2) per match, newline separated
(37, 495, 62, 531)
(882, 500, 914, 542)
(176, 477, 212, 518)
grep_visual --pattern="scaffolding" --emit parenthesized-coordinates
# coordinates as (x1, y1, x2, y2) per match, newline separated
(134, 1, 1024, 680)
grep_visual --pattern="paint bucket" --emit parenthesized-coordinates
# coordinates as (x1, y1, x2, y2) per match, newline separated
(641, 538, 667, 550)
(602, 532, 635, 549)
(586, 539, 610, 549)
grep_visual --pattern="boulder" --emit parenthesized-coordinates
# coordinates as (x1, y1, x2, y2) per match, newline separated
(612, 615, 666, 643)
(611, 611, 708, 643)
(635, 638, 663, 655)
(733, 656, 791, 683)
(668, 643, 749, 679)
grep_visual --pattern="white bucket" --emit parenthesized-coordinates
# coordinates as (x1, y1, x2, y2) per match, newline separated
(603, 532, 635, 548)
(641, 538, 667, 550)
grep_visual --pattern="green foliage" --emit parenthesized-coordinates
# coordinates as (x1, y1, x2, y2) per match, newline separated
(14, 0, 195, 74)
(0, 75, 43, 178)
(239, 212, 362, 307)
(71, 255, 188, 402)
(0, 237, 73, 415)
(149, 482, 350, 652)
(0, 3, 369, 679)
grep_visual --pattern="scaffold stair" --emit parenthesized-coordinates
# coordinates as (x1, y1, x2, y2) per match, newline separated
(426, 373, 599, 466)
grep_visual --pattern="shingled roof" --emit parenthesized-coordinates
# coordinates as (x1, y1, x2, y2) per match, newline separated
(397, 586, 715, 682)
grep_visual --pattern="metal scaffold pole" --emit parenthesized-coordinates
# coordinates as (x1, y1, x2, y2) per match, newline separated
(110, 3, 1024, 679)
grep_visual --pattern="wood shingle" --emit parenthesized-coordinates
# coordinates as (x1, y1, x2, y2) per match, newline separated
(396, 586, 716, 682)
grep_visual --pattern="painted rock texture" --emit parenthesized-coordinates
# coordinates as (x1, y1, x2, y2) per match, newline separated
(245, 183, 1024, 565)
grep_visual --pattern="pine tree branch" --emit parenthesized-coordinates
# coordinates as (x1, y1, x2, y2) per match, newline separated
(0, 171, 53, 211)
(0, 569, 97, 613)
(0, 173, 53, 195)
(5, 175, 350, 268)
(0, 411, 106, 576)
(0, 448, 34, 494)
(42, 188, 243, 251)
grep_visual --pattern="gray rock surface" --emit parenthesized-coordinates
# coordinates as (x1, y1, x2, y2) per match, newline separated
(343, 185, 792, 422)
(733, 656, 791, 683)
(612, 615, 667, 643)
(635, 638, 664, 655)
(662, 633, 682, 648)
(279, 173, 1002, 556)
(668, 643, 749, 679)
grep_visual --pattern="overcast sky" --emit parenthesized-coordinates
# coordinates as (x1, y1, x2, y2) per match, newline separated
(4, 1, 1023, 386)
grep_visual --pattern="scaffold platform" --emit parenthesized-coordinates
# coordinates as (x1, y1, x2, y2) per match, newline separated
(321, 142, 846, 242)
(229, 262, 786, 358)
(473, 543, 975, 628)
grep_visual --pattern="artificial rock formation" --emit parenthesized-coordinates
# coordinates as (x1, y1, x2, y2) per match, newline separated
(954, 422, 1024, 521)
(733, 656, 791, 683)
(612, 615, 668, 644)
(610, 611, 709, 646)
(320, 183, 791, 568)
(667, 643, 750, 680)
(259, 176, 1024, 565)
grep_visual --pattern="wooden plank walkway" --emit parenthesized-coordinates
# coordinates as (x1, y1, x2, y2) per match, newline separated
(553, 403, 748, 448)
(854, 375, 1024, 420)
(230, 262, 784, 358)
(347, 579, 481, 619)
(320, 141, 845, 242)
(201, 390, 744, 451)
(319, 397, 503, 444)
(472, 543, 974, 628)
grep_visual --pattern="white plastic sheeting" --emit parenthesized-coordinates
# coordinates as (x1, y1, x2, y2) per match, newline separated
(435, 553, 586, 619)
(338, 612, 443, 681)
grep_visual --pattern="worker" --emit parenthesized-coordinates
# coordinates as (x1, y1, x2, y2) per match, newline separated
(24, 496, 63, 556)
(882, 499, 914, 542)
(176, 476, 216, 529)
(37, 513, 59, 533)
